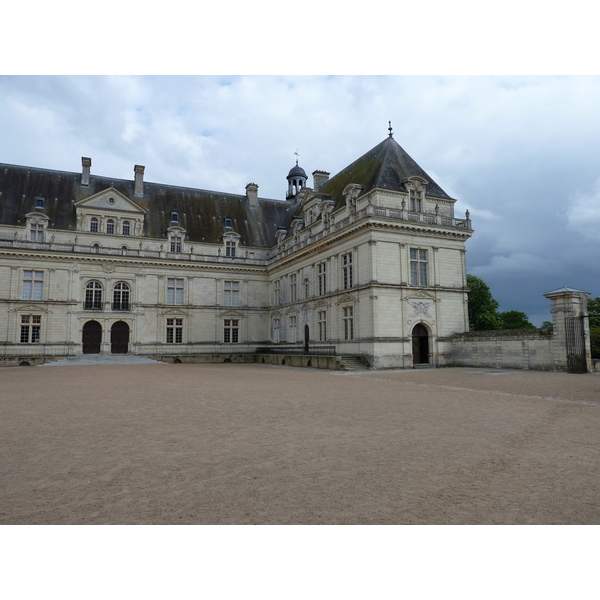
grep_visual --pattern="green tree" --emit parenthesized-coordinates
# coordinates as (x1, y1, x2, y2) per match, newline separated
(541, 320, 553, 331)
(498, 311, 536, 330)
(466, 274, 500, 331)
(590, 328, 600, 359)
(588, 297, 600, 330)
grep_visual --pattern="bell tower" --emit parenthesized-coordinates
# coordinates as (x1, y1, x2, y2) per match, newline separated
(286, 151, 308, 201)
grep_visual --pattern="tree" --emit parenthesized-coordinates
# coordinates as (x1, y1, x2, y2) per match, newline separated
(541, 321, 553, 331)
(588, 297, 600, 330)
(498, 311, 536, 330)
(466, 274, 500, 331)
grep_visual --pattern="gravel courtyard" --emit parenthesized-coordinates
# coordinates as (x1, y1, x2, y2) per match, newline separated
(1, 363, 599, 525)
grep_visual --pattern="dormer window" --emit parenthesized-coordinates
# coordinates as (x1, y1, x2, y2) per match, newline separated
(106, 219, 115, 234)
(170, 211, 179, 223)
(410, 189, 422, 212)
(90, 217, 99, 233)
(170, 235, 182, 253)
(405, 177, 428, 213)
(122, 221, 131, 235)
(30, 224, 45, 242)
(226, 241, 236, 257)
(26, 213, 49, 242)
(35, 197, 46, 210)
(167, 226, 186, 253)
(224, 218, 233, 228)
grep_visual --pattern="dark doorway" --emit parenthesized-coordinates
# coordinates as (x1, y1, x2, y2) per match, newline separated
(82, 320, 102, 354)
(565, 316, 587, 373)
(110, 321, 129, 354)
(412, 323, 429, 365)
(304, 324, 310, 353)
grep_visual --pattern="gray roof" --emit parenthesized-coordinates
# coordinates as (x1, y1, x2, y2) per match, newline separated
(0, 163, 292, 247)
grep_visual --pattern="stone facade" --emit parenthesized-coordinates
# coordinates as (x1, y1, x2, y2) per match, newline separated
(0, 132, 474, 367)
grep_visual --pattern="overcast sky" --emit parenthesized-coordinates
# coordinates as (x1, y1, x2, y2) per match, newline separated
(1, 74, 599, 325)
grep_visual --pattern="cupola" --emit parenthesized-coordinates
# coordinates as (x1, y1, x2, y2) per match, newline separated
(286, 153, 308, 201)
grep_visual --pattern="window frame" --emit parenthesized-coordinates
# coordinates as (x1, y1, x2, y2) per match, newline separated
(410, 248, 428, 286)
(224, 280, 240, 307)
(112, 282, 131, 311)
(318, 262, 327, 296)
(167, 278, 184, 306)
(317, 310, 327, 342)
(342, 253, 353, 290)
(166, 318, 184, 344)
(84, 280, 103, 310)
(90, 217, 99, 233)
(224, 319, 239, 343)
(20, 314, 41, 344)
(23, 270, 44, 301)
(343, 306, 354, 341)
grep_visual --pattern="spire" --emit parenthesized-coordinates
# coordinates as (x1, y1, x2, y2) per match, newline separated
(388, 121, 393, 138)
(294, 149, 300, 165)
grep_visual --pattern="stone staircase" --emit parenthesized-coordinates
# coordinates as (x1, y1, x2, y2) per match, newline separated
(39, 354, 167, 367)
(339, 355, 369, 371)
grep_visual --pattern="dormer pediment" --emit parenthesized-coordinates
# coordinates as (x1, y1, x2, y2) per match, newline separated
(75, 187, 145, 214)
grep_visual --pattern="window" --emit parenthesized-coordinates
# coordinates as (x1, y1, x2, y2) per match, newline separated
(106, 219, 115, 234)
(170, 212, 179, 223)
(318, 310, 327, 342)
(35, 197, 46, 210)
(410, 190, 422, 212)
(343, 306, 354, 340)
(166, 318, 183, 343)
(290, 274, 297, 302)
(224, 218, 233, 228)
(90, 217, 99, 233)
(303, 277, 310, 299)
(112, 282, 130, 310)
(318, 262, 327, 296)
(23, 270, 44, 301)
(342, 253, 353, 290)
(273, 318, 280, 343)
(167, 278, 184, 305)
(170, 235, 182, 253)
(91, 243, 100, 253)
(84, 281, 103, 310)
(122, 221, 131, 235)
(410, 249, 428, 286)
(224, 319, 239, 343)
(289, 315, 297, 342)
(30, 223, 45, 242)
(226, 241, 236, 257)
(274, 280, 281, 305)
(224, 281, 239, 307)
(20, 315, 41, 343)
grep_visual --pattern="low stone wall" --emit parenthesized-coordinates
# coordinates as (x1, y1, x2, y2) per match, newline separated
(451, 329, 555, 371)
(156, 353, 342, 370)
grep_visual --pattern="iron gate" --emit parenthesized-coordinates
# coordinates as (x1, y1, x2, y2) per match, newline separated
(565, 316, 587, 373)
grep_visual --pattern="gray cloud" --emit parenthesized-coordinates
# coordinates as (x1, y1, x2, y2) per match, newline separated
(1, 75, 599, 325)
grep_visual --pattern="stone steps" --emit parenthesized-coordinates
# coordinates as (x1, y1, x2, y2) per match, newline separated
(39, 354, 167, 367)
(339, 356, 369, 371)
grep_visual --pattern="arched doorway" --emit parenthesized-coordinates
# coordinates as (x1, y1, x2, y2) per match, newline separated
(412, 323, 430, 365)
(111, 321, 129, 354)
(82, 320, 102, 354)
(304, 324, 310, 353)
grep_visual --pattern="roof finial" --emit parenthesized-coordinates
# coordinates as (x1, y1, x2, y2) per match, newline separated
(294, 149, 300, 165)
(388, 121, 393, 138)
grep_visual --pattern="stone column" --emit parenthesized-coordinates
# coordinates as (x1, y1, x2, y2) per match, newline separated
(544, 287, 592, 372)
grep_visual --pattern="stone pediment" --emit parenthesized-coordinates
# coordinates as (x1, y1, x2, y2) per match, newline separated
(161, 308, 188, 317)
(75, 187, 145, 214)
(336, 292, 357, 305)
(14, 303, 49, 313)
(217, 310, 245, 319)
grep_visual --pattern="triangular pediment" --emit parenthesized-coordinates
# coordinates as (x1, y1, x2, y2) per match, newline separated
(161, 308, 188, 317)
(336, 292, 358, 305)
(15, 303, 49, 313)
(217, 310, 245, 318)
(75, 187, 145, 214)
(407, 290, 436, 301)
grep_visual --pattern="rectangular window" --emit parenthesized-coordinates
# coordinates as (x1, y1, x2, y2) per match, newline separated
(167, 278, 184, 305)
(20, 315, 41, 343)
(410, 190, 422, 212)
(224, 281, 240, 307)
(273, 318, 280, 343)
(226, 241, 236, 257)
(30, 224, 44, 242)
(23, 270, 44, 301)
(343, 306, 354, 341)
(170, 236, 182, 253)
(410, 249, 428, 286)
(342, 253, 353, 290)
(303, 277, 310, 299)
(166, 318, 183, 343)
(106, 220, 115, 234)
(274, 280, 281, 305)
(318, 262, 327, 296)
(224, 319, 239, 343)
(290, 274, 297, 303)
(289, 315, 297, 342)
(318, 310, 327, 342)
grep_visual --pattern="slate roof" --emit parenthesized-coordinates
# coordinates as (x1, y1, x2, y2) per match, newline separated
(319, 135, 453, 211)
(0, 163, 292, 247)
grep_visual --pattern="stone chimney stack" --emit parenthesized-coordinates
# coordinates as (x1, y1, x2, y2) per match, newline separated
(81, 157, 91, 186)
(312, 170, 330, 193)
(245, 182, 259, 208)
(134, 165, 145, 197)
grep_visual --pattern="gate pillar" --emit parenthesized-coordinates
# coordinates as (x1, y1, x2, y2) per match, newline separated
(544, 287, 591, 372)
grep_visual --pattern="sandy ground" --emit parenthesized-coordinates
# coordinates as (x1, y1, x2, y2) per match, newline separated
(1, 363, 599, 525)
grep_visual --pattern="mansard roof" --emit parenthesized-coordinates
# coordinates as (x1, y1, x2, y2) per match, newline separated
(320, 135, 453, 210)
(0, 163, 291, 247)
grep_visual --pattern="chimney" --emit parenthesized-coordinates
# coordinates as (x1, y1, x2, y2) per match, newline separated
(312, 170, 330, 193)
(245, 182, 259, 208)
(81, 157, 91, 186)
(134, 164, 145, 197)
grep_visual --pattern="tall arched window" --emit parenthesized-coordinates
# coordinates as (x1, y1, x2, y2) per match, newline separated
(90, 217, 99, 233)
(84, 281, 103, 310)
(112, 282, 130, 310)
(122, 221, 131, 235)
(106, 219, 115, 234)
